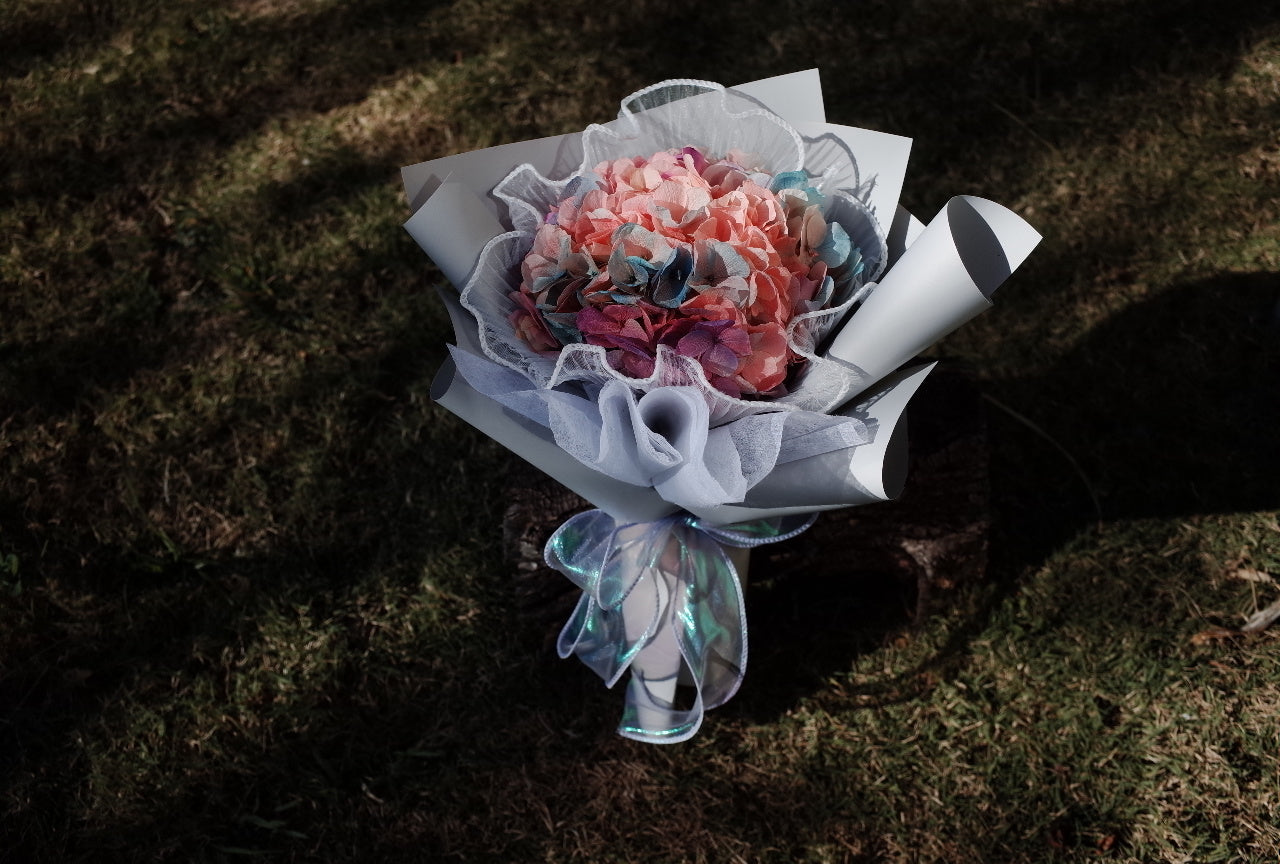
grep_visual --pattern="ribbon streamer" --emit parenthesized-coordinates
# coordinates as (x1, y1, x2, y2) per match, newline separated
(546, 509, 814, 743)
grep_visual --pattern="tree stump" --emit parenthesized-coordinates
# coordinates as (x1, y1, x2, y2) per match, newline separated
(502, 366, 989, 630)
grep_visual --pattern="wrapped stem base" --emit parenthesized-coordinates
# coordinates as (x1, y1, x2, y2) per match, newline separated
(546, 510, 811, 743)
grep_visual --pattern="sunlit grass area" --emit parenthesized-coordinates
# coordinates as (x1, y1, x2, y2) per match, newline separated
(3, 1, 1279, 861)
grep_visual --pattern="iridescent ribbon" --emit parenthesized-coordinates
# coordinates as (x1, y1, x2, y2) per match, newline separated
(546, 509, 815, 743)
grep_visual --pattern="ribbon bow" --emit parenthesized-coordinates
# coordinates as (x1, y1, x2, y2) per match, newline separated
(546, 509, 815, 743)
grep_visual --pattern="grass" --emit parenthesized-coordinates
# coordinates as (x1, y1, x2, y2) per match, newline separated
(2, 0, 1279, 861)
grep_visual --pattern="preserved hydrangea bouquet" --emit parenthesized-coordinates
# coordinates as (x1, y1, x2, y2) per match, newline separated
(509, 145, 865, 399)
(404, 72, 1039, 742)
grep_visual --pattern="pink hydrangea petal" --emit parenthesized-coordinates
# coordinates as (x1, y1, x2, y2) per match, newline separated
(717, 324, 752, 357)
(703, 343, 743, 377)
(677, 328, 714, 358)
(737, 322, 789, 394)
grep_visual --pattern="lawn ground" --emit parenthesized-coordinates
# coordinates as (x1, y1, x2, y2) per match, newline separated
(2, 1, 1279, 861)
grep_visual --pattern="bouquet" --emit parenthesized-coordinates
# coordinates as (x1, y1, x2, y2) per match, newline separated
(403, 71, 1039, 743)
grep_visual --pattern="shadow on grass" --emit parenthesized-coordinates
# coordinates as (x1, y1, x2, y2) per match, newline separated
(0, 286, 169, 417)
(737, 269, 1280, 720)
(991, 270, 1280, 557)
(4, 0, 456, 207)
(5, 1, 1280, 862)
(0, 0, 125, 80)
(0, 318, 509, 859)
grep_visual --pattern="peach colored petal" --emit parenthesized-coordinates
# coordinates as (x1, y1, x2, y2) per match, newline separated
(737, 322, 790, 394)
(680, 287, 748, 325)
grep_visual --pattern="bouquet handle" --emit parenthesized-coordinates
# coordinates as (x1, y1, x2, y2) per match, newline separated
(548, 511, 811, 743)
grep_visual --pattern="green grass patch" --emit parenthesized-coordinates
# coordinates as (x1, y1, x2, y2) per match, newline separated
(3, 0, 1280, 861)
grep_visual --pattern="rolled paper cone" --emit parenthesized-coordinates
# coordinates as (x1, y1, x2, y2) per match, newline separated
(404, 180, 508, 288)
(824, 195, 1040, 384)
(434, 285, 486, 357)
(886, 204, 926, 267)
(688, 362, 934, 527)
